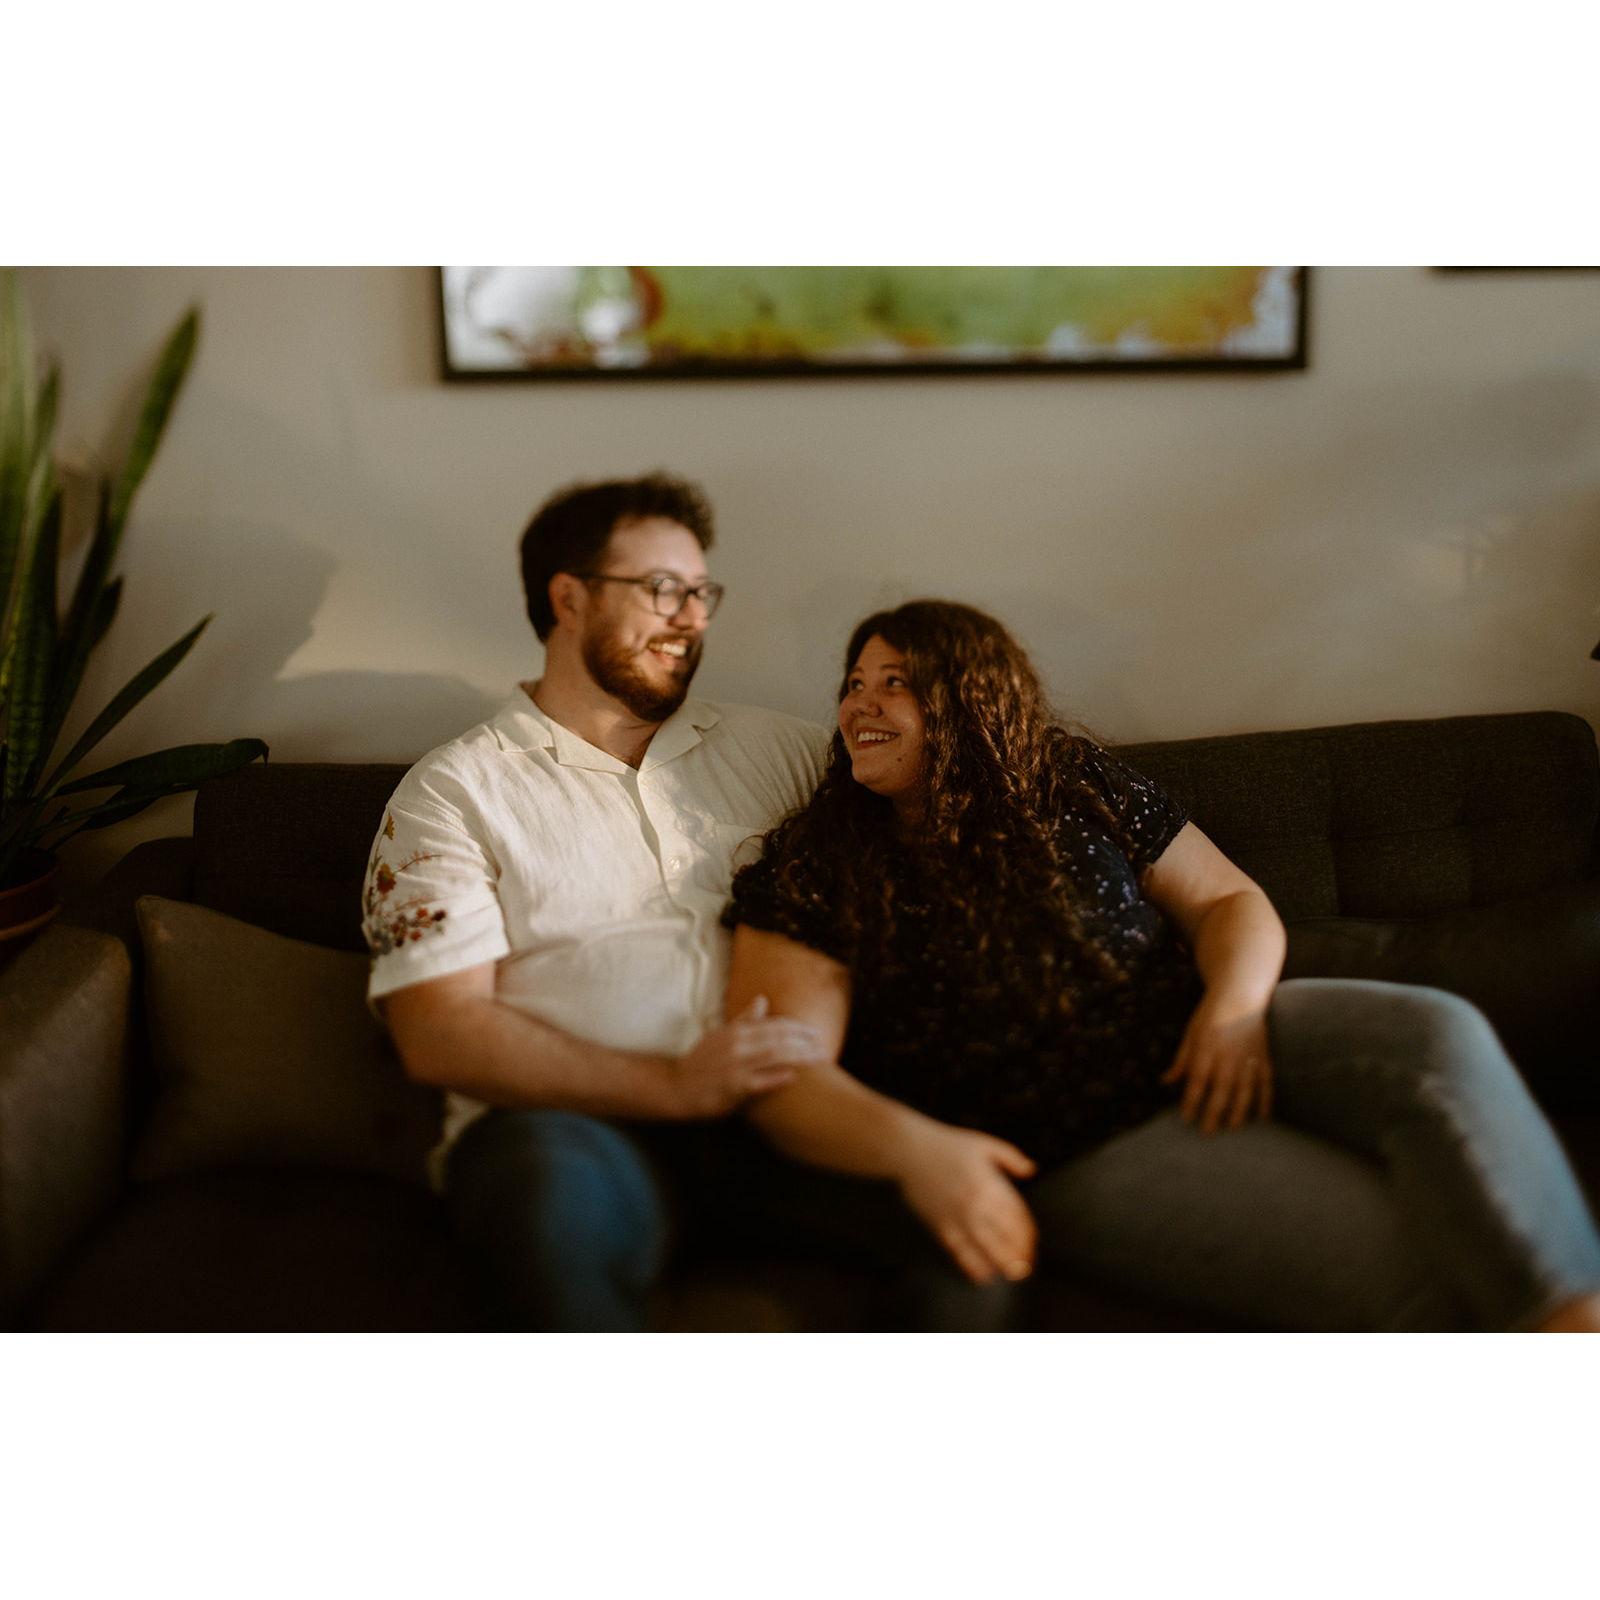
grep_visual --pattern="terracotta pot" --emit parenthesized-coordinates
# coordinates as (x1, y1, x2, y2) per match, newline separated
(0, 848, 61, 945)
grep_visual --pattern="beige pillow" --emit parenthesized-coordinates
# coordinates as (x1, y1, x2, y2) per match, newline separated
(133, 896, 442, 1185)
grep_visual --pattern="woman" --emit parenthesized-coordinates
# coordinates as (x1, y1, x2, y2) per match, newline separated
(721, 600, 1600, 1331)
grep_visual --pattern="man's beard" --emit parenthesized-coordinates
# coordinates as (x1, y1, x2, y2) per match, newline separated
(581, 624, 702, 722)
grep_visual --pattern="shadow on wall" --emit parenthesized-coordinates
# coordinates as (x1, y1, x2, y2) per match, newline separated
(234, 671, 502, 763)
(61, 518, 335, 755)
(52, 506, 499, 897)
(67, 513, 504, 760)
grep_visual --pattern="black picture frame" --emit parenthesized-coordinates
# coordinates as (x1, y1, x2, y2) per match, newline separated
(436, 267, 1311, 383)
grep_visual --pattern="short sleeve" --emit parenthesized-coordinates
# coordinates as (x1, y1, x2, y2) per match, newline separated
(1070, 741, 1189, 871)
(722, 850, 852, 967)
(363, 785, 512, 1006)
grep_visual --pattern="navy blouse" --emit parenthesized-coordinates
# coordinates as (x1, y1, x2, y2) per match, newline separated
(723, 742, 1204, 1169)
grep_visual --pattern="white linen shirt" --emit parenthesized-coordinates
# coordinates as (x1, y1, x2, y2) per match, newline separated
(363, 687, 830, 1164)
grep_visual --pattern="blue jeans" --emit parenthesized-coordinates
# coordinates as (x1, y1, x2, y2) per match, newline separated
(446, 1110, 673, 1331)
(445, 981, 1600, 1330)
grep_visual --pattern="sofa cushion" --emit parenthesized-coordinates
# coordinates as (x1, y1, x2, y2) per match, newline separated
(1283, 879, 1600, 1106)
(28, 1171, 477, 1332)
(133, 896, 442, 1185)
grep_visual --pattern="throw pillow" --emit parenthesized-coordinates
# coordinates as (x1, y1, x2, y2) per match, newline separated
(133, 896, 443, 1185)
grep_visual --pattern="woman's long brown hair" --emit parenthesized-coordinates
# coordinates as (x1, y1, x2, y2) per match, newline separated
(754, 599, 1134, 1021)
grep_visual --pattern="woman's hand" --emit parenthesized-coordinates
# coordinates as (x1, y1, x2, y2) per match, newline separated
(1161, 995, 1273, 1134)
(895, 1122, 1039, 1285)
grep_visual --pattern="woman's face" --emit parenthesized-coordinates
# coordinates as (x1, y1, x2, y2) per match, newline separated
(839, 634, 927, 814)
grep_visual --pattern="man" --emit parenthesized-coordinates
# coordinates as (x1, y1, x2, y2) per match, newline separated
(363, 472, 831, 1329)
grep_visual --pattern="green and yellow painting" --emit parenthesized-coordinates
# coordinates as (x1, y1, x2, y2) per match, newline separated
(440, 266, 1305, 377)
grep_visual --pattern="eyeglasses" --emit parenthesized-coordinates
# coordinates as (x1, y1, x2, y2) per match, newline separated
(573, 572, 726, 619)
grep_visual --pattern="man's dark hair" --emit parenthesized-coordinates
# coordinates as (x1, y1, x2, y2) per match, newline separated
(519, 472, 716, 641)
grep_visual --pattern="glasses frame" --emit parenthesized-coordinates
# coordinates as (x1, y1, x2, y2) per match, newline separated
(572, 571, 726, 619)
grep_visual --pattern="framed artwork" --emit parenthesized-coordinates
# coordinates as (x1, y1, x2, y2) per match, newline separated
(437, 266, 1309, 380)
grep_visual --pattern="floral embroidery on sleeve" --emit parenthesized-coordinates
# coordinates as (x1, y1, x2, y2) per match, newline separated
(363, 813, 449, 956)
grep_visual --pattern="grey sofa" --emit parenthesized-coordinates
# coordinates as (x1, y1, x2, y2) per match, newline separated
(4, 709, 1597, 1331)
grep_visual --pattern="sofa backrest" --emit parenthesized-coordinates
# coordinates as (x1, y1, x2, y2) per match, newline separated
(1121, 710, 1598, 921)
(190, 711, 1599, 951)
(194, 762, 406, 951)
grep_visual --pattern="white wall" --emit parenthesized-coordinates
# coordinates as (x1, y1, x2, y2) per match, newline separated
(20, 266, 1600, 888)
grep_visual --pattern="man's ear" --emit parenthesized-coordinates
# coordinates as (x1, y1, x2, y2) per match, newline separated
(548, 572, 587, 631)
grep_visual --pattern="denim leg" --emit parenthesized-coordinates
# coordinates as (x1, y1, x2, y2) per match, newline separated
(444, 1109, 672, 1331)
(1027, 1107, 1465, 1330)
(1267, 979, 1600, 1330)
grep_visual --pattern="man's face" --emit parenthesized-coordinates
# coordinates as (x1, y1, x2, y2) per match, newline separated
(577, 517, 713, 722)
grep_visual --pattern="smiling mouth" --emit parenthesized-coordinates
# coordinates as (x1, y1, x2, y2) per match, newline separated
(854, 730, 898, 747)
(647, 640, 690, 661)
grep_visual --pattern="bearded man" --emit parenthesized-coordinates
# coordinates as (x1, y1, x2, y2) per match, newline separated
(363, 473, 830, 1329)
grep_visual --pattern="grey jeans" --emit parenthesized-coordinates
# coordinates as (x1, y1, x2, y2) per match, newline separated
(1023, 979, 1600, 1331)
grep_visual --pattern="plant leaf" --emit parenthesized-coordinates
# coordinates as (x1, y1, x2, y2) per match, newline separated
(88, 574, 123, 652)
(37, 784, 188, 841)
(51, 477, 113, 706)
(6, 490, 61, 802)
(38, 613, 211, 797)
(0, 270, 40, 698)
(57, 736, 268, 795)
(50, 308, 198, 740)
(27, 361, 58, 516)
(107, 306, 197, 536)
(35, 738, 267, 847)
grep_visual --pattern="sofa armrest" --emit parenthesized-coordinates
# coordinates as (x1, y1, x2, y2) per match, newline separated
(0, 924, 131, 1326)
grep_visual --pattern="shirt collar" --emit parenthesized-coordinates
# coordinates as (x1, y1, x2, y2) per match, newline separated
(491, 686, 722, 773)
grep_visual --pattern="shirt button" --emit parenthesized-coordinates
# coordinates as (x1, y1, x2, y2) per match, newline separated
(669, 856, 684, 872)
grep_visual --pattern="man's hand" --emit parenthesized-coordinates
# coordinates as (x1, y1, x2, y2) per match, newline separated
(667, 995, 830, 1118)
(895, 1122, 1038, 1285)
(1161, 995, 1274, 1134)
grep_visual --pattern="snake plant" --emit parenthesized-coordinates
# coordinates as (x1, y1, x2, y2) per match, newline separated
(0, 270, 265, 889)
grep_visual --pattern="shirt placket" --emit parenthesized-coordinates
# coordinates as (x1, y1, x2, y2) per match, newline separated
(633, 767, 709, 1036)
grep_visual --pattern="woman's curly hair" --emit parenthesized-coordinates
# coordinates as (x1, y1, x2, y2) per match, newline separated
(752, 599, 1137, 1024)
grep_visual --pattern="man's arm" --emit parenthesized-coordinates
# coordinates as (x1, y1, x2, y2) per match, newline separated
(382, 962, 826, 1121)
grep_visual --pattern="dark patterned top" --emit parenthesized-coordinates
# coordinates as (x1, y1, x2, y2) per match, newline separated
(722, 743, 1203, 1170)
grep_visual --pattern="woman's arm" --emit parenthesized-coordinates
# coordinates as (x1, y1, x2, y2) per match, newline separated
(726, 925, 930, 1176)
(727, 924, 1038, 1282)
(1141, 822, 1287, 1133)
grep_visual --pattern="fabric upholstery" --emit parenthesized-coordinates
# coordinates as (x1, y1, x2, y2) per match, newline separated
(1285, 880, 1600, 1108)
(1121, 711, 1598, 921)
(188, 715, 1600, 957)
(0, 925, 129, 1326)
(133, 896, 442, 1185)
(194, 762, 405, 950)
(29, 1171, 477, 1332)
